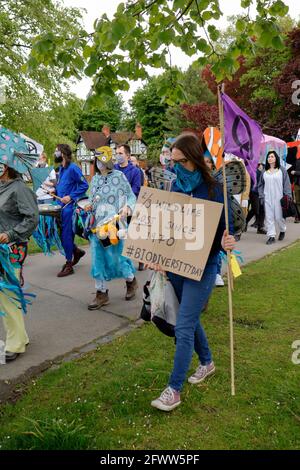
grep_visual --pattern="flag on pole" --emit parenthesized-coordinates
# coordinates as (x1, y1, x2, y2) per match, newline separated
(221, 92, 263, 183)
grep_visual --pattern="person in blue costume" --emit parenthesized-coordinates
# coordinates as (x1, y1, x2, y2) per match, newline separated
(55, 144, 89, 277)
(114, 144, 141, 197)
(85, 146, 138, 310)
(150, 133, 236, 412)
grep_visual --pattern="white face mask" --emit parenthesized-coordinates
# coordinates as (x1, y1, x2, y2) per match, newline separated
(96, 159, 106, 172)
(0, 163, 7, 177)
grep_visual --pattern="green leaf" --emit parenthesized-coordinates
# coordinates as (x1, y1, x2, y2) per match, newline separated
(236, 19, 246, 33)
(84, 62, 98, 77)
(202, 11, 213, 21)
(208, 25, 220, 41)
(272, 35, 285, 50)
(83, 45, 93, 60)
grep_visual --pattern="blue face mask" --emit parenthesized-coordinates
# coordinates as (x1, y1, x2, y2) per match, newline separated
(116, 154, 126, 164)
(174, 163, 203, 193)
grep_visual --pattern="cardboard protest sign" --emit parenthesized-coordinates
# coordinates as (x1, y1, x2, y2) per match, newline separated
(123, 187, 223, 281)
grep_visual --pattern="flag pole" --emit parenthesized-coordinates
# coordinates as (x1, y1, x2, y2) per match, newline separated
(218, 83, 236, 396)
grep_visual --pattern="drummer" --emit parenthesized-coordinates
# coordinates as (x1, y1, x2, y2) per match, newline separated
(35, 152, 57, 204)
(85, 146, 138, 310)
(55, 144, 89, 277)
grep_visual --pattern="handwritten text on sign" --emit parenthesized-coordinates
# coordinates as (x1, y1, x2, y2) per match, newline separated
(123, 187, 223, 281)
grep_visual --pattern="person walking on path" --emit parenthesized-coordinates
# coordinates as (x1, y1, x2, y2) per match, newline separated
(0, 129, 39, 362)
(150, 133, 235, 412)
(55, 144, 89, 277)
(258, 151, 292, 245)
(114, 144, 141, 197)
(85, 146, 138, 310)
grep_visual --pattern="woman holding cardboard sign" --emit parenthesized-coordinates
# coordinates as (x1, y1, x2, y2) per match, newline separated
(151, 133, 235, 412)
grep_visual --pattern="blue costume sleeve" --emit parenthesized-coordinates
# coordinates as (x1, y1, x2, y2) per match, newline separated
(69, 165, 89, 201)
(131, 167, 142, 197)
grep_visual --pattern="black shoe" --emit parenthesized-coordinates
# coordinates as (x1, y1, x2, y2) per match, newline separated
(5, 352, 20, 362)
(72, 247, 86, 266)
(138, 263, 145, 271)
(251, 222, 258, 228)
(266, 237, 275, 245)
(257, 228, 267, 234)
(294, 218, 300, 224)
(278, 232, 285, 241)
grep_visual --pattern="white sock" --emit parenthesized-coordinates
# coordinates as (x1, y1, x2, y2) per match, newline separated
(95, 279, 107, 293)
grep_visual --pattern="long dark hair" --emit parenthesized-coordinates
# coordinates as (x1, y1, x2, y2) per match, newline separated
(57, 144, 72, 165)
(7, 166, 20, 179)
(265, 150, 281, 170)
(171, 133, 217, 197)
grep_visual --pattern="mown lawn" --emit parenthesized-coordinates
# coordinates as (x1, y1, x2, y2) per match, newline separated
(0, 243, 299, 450)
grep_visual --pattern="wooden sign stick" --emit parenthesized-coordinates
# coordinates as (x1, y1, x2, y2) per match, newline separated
(218, 83, 236, 396)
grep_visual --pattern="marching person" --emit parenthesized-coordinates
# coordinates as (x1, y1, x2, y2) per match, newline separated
(114, 144, 141, 197)
(258, 151, 292, 245)
(85, 147, 138, 310)
(246, 163, 266, 234)
(55, 144, 89, 277)
(0, 129, 39, 362)
(204, 154, 224, 287)
(150, 133, 235, 411)
(35, 152, 56, 204)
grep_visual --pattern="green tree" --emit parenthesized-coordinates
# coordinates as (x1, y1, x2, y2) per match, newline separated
(1, 92, 83, 158)
(165, 64, 216, 133)
(26, 0, 290, 104)
(0, 0, 84, 102)
(0, 0, 85, 157)
(78, 95, 125, 132)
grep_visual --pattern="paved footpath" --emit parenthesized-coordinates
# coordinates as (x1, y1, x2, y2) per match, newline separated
(1, 220, 299, 400)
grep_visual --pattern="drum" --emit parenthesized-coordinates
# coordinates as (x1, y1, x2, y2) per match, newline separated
(38, 203, 62, 219)
(76, 197, 90, 210)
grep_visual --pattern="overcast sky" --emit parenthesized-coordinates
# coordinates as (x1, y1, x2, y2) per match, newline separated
(63, 0, 300, 104)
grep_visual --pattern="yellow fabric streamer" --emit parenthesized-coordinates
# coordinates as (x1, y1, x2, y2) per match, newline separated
(230, 254, 242, 278)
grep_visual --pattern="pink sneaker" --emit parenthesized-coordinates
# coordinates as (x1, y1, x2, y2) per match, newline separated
(188, 361, 215, 384)
(151, 386, 181, 411)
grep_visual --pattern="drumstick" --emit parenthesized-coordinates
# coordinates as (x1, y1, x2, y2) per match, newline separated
(40, 184, 67, 204)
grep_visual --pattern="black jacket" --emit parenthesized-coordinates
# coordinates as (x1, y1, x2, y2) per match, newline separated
(292, 158, 300, 186)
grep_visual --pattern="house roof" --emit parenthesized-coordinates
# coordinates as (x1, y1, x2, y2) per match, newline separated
(78, 131, 109, 150)
(110, 132, 147, 146)
(110, 132, 135, 144)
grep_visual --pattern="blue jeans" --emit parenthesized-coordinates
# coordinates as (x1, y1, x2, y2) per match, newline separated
(167, 259, 217, 392)
(217, 252, 222, 276)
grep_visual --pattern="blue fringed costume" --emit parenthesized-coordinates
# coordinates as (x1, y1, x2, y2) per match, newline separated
(89, 170, 136, 283)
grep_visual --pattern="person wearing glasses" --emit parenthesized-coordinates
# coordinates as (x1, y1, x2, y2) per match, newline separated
(150, 133, 235, 411)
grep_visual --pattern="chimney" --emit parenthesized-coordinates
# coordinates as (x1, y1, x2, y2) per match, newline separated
(102, 125, 111, 138)
(135, 123, 142, 140)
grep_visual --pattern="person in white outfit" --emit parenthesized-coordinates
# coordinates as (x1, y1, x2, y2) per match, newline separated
(258, 151, 292, 245)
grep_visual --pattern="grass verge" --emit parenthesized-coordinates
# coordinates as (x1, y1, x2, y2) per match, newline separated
(0, 243, 299, 450)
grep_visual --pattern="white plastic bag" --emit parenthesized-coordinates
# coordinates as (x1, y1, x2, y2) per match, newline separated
(148, 272, 179, 337)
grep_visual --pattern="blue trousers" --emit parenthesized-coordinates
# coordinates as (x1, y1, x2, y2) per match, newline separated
(61, 205, 76, 262)
(168, 259, 217, 392)
(217, 252, 222, 275)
